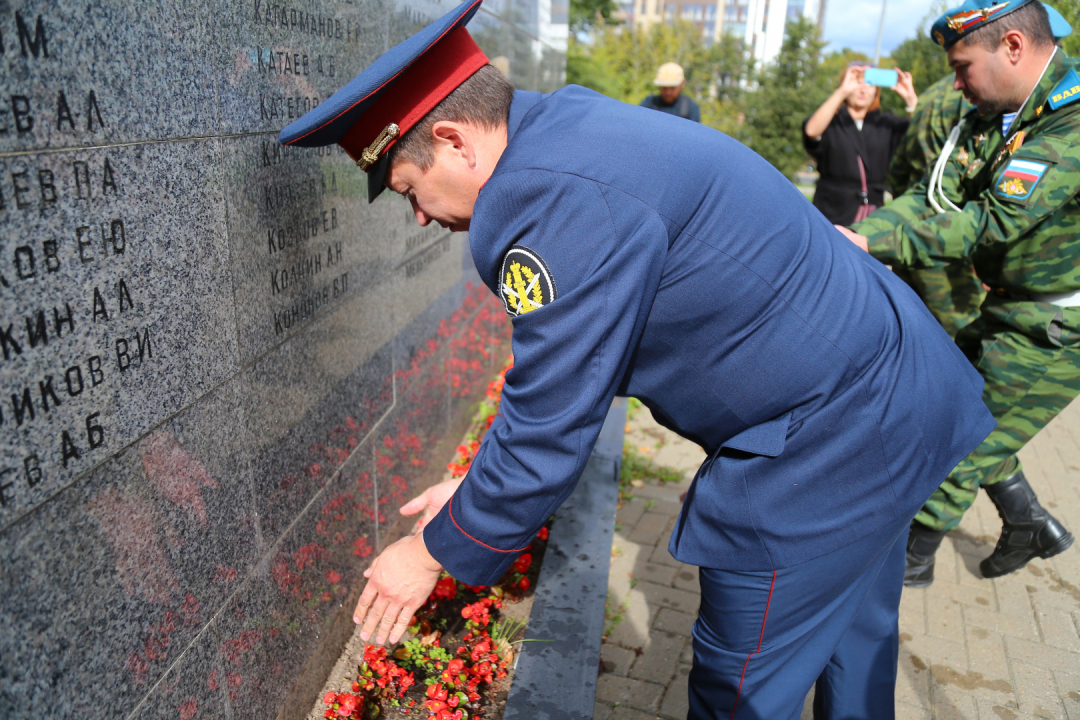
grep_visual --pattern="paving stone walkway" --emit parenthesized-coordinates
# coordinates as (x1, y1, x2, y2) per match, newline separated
(596, 399, 1080, 720)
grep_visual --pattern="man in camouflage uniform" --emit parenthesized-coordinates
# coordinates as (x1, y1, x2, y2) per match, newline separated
(848, 0, 1080, 586)
(884, 4, 1071, 339)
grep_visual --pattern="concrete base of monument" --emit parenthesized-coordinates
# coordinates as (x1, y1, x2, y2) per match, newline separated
(302, 398, 627, 720)
(503, 398, 626, 720)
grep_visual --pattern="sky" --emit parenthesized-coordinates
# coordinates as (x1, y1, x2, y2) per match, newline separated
(820, 0, 946, 59)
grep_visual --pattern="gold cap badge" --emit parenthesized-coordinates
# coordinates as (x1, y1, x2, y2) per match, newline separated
(946, 2, 1010, 34)
(357, 123, 400, 171)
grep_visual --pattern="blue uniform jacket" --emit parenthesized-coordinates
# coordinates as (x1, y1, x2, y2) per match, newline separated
(423, 87, 995, 586)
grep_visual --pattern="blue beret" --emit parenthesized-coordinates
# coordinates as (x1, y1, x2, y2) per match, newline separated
(278, 0, 488, 201)
(1043, 3, 1073, 40)
(931, 0, 1039, 48)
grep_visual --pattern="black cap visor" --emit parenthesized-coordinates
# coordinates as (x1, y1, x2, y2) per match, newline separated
(367, 153, 390, 203)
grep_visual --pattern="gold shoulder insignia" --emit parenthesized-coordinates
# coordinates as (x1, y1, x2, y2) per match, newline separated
(500, 245, 558, 318)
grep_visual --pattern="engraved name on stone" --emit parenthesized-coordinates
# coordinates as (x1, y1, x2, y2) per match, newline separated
(0, 10, 109, 149)
(404, 235, 452, 278)
(1, 155, 145, 514)
(228, 135, 359, 361)
(241, 0, 385, 134)
(0, 139, 236, 528)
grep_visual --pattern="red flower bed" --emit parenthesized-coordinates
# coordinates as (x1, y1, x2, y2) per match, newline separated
(323, 526, 548, 720)
(323, 357, 554, 720)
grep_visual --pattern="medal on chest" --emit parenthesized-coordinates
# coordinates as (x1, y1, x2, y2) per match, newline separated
(1009, 131, 1026, 154)
(992, 130, 1027, 170)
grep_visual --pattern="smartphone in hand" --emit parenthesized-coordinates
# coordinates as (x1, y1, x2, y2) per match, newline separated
(864, 68, 899, 87)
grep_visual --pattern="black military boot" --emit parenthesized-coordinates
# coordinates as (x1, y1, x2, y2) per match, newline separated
(905, 523, 947, 588)
(980, 471, 1074, 579)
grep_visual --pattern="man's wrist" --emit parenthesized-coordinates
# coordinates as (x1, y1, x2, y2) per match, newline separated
(413, 529, 444, 573)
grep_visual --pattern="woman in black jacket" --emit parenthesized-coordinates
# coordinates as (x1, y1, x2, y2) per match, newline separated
(803, 63, 918, 225)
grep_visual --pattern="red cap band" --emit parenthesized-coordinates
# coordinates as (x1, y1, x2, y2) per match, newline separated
(340, 27, 489, 168)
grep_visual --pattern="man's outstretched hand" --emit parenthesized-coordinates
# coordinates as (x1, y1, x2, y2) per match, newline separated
(401, 478, 463, 533)
(353, 532, 443, 645)
(352, 478, 465, 644)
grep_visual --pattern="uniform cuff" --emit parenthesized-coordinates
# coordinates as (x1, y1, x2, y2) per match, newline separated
(851, 220, 901, 266)
(423, 497, 525, 587)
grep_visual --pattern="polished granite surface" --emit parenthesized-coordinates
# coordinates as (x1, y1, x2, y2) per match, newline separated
(0, 0, 557, 716)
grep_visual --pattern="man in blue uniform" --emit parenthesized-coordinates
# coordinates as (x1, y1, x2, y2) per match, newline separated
(279, 2, 994, 717)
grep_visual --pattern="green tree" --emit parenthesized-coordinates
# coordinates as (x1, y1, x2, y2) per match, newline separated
(581, 21, 749, 104)
(744, 16, 831, 179)
(878, 29, 951, 115)
(566, 39, 622, 97)
(571, 0, 620, 33)
(568, 21, 751, 137)
(818, 47, 871, 83)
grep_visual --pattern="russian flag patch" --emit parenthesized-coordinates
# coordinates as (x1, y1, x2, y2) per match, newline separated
(995, 158, 1050, 202)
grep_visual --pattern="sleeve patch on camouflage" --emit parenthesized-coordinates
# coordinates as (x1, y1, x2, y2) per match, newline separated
(994, 158, 1050, 203)
(499, 245, 558, 318)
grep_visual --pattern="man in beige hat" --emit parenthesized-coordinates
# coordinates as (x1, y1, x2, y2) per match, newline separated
(640, 61, 701, 122)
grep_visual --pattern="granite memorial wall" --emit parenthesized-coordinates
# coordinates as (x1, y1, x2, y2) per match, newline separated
(0, 0, 566, 717)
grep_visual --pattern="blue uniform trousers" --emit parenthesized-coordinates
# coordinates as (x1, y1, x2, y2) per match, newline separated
(689, 518, 909, 720)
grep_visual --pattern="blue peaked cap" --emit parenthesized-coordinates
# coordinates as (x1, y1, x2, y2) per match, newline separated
(278, 0, 487, 201)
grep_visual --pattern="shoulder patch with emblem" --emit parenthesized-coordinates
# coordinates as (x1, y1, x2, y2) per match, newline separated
(1049, 68, 1080, 112)
(994, 158, 1050, 202)
(500, 245, 557, 317)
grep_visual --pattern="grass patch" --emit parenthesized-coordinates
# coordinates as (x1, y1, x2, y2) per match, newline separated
(619, 441, 685, 502)
(603, 593, 631, 639)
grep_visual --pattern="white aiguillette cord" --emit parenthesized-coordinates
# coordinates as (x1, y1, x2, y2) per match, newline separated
(928, 48, 1059, 215)
(929, 120, 966, 214)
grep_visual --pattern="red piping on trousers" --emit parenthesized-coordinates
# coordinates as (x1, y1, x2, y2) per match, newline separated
(730, 570, 777, 719)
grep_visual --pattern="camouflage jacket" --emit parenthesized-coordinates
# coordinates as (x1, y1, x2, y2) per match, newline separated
(853, 50, 1080, 297)
(887, 75, 973, 197)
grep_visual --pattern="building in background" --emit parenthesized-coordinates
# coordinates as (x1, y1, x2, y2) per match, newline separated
(624, 0, 825, 65)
